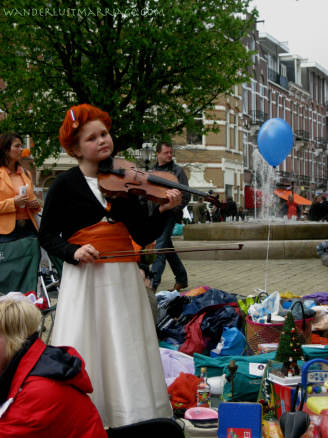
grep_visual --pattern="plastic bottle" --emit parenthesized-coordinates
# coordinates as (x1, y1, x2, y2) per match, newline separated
(196, 367, 211, 408)
(208, 374, 226, 408)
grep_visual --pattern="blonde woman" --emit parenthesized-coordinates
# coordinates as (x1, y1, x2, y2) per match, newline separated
(0, 293, 107, 437)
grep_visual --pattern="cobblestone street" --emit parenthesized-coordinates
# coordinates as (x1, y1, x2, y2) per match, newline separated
(160, 258, 327, 297)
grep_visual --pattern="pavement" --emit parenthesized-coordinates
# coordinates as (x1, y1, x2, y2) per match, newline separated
(158, 240, 328, 297)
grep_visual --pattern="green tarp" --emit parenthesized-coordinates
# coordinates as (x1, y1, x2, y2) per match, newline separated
(0, 237, 41, 294)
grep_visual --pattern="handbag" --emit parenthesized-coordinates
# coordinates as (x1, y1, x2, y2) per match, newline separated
(246, 301, 313, 354)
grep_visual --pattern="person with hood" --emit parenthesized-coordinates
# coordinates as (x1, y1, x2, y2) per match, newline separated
(0, 293, 107, 437)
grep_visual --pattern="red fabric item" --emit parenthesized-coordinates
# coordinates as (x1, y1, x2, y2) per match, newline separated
(168, 372, 201, 410)
(68, 221, 137, 263)
(179, 313, 206, 356)
(244, 186, 262, 209)
(0, 338, 107, 437)
(311, 333, 328, 345)
(319, 409, 328, 438)
(24, 291, 49, 310)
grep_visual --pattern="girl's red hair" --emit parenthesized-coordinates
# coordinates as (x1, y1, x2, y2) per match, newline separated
(59, 104, 112, 156)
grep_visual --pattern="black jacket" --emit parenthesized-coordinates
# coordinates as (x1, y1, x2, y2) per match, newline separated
(308, 202, 323, 221)
(152, 161, 190, 219)
(38, 166, 171, 264)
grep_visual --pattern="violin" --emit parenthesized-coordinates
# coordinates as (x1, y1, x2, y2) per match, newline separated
(97, 157, 221, 206)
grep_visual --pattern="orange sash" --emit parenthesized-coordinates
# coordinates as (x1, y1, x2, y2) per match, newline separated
(68, 221, 138, 263)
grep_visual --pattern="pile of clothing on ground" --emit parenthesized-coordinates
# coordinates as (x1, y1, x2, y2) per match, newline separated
(156, 286, 328, 437)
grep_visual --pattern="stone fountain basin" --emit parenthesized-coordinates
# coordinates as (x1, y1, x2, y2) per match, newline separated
(178, 222, 328, 260)
(183, 222, 328, 241)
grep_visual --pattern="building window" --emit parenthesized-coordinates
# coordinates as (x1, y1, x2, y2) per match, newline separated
(251, 80, 256, 122)
(259, 83, 265, 97)
(250, 36, 256, 63)
(313, 75, 317, 102)
(234, 115, 239, 151)
(281, 64, 287, 77)
(259, 84, 265, 116)
(309, 72, 313, 98)
(187, 113, 203, 145)
(322, 78, 325, 104)
(226, 111, 230, 149)
(225, 184, 233, 199)
(290, 102, 294, 130)
(268, 89, 272, 119)
(268, 55, 277, 74)
(243, 132, 249, 168)
(316, 113, 319, 139)
(242, 84, 248, 114)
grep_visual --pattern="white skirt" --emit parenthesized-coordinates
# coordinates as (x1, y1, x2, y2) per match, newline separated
(51, 261, 172, 427)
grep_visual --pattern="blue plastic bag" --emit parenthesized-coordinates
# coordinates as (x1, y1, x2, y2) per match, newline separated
(210, 327, 246, 357)
(172, 223, 184, 236)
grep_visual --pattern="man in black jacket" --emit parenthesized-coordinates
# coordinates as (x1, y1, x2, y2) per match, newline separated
(151, 142, 190, 292)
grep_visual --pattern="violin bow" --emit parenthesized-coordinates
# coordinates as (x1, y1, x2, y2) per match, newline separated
(99, 243, 243, 259)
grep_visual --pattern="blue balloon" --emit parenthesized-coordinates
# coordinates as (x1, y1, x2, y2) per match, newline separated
(257, 118, 294, 167)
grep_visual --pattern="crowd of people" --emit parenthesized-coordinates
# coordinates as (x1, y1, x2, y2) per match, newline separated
(276, 193, 328, 221)
(192, 193, 328, 224)
(192, 195, 245, 224)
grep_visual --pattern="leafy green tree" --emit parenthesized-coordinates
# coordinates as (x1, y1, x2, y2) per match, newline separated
(0, 0, 257, 164)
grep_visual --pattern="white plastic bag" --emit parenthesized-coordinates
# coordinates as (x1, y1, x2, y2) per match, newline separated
(248, 291, 281, 323)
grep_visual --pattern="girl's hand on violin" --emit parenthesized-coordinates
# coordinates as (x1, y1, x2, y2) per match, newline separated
(74, 244, 100, 264)
(159, 189, 182, 213)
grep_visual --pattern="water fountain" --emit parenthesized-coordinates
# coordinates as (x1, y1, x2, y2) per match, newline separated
(182, 149, 328, 261)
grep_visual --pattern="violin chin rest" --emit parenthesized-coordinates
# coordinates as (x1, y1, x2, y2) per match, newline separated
(98, 157, 114, 174)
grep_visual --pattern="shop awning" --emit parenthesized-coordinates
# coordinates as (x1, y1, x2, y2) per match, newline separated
(274, 189, 312, 205)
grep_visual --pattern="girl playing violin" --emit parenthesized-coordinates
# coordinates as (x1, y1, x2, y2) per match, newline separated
(38, 104, 181, 428)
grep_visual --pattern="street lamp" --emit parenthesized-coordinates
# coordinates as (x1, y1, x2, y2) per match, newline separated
(142, 145, 153, 171)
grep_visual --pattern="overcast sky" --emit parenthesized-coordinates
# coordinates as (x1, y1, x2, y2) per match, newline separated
(250, 0, 328, 71)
